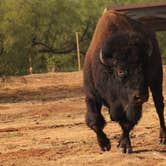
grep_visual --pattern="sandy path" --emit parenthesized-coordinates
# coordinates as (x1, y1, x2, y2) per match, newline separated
(0, 70, 166, 166)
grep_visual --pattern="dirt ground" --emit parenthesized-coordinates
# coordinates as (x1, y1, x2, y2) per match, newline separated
(0, 69, 166, 166)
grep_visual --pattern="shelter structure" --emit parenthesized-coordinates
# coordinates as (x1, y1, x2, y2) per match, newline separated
(107, 2, 166, 31)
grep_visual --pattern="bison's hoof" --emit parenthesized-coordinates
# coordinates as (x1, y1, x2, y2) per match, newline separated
(159, 138, 166, 144)
(159, 128, 166, 144)
(97, 136, 111, 151)
(121, 147, 133, 154)
(117, 137, 132, 154)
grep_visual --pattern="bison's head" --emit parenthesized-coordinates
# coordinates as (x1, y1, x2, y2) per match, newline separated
(100, 32, 152, 122)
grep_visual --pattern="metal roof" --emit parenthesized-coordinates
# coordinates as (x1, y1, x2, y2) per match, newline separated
(107, 2, 166, 31)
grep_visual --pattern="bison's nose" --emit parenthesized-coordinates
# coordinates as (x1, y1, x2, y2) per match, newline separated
(133, 92, 147, 105)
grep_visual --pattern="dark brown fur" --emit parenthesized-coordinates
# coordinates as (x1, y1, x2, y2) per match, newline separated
(83, 11, 166, 153)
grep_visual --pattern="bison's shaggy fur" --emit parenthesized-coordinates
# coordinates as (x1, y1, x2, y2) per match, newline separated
(83, 11, 166, 153)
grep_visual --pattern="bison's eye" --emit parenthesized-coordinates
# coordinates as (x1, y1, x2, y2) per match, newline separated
(117, 69, 127, 78)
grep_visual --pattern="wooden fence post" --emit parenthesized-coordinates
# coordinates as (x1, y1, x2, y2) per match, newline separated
(75, 32, 81, 71)
(28, 48, 33, 74)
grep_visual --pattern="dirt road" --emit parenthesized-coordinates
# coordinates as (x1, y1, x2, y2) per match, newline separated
(0, 70, 166, 166)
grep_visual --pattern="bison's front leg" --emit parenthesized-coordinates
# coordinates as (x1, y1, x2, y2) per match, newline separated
(85, 97, 111, 151)
(118, 122, 134, 154)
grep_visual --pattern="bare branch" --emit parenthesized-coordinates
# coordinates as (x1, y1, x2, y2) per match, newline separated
(31, 21, 90, 55)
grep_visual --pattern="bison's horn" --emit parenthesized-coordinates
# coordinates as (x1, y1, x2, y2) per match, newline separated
(103, 8, 107, 14)
(99, 49, 105, 64)
(148, 40, 153, 57)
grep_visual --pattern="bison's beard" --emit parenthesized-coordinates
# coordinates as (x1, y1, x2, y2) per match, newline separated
(126, 104, 142, 124)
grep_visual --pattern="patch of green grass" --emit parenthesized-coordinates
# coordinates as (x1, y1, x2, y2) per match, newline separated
(0, 132, 23, 139)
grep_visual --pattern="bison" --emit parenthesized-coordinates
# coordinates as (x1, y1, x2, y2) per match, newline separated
(83, 10, 166, 153)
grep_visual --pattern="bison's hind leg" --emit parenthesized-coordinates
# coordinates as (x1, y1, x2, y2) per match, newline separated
(150, 81, 166, 144)
(85, 97, 111, 151)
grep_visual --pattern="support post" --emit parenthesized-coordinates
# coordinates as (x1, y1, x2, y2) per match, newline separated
(75, 32, 81, 71)
(28, 49, 33, 74)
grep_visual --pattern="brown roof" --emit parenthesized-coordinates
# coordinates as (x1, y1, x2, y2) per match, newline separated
(107, 2, 166, 31)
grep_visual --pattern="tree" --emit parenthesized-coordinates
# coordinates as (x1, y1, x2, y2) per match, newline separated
(0, 0, 165, 75)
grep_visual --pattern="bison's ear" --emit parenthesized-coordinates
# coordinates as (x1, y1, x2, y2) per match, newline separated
(147, 40, 153, 57)
(129, 33, 153, 57)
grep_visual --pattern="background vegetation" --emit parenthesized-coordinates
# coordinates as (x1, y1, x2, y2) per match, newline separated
(0, 0, 165, 75)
